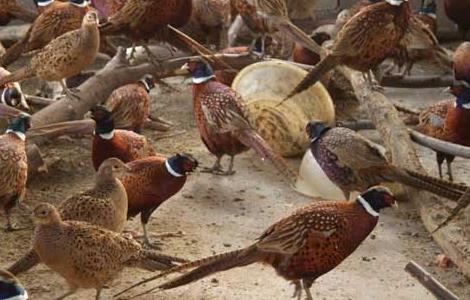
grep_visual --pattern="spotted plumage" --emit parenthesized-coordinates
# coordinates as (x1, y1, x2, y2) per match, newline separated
(453, 42, 470, 83)
(104, 75, 154, 133)
(119, 154, 198, 247)
(444, 0, 470, 39)
(234, 0, 321, 55)
(0, 11, 100, 97)
(284, 0, 410, 102)
(0, 115, 30, 231)
(31, 203, 187, 299)
(117, 187, 396, 300)
(90, 105, 156, 170)
(191, 0, 231, 48)
(183, 58, 294, 181)
(307, 121, 467, 200)
(418, 84, 470, 181)
(99, 0, 192, 43)
(0, 0, 91, 67)
(7, 157, 129, 277)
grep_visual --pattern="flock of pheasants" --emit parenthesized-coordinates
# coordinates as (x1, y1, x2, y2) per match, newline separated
(0, 0, 469, 299)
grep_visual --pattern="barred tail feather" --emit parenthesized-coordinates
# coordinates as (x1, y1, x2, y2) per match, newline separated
(114, 247, 256, 298)
(405, 169, 468, 193)
(281, 55, 338, 104)
(0, 66, 34, 87)
(237, 129, 296, 183)
(277, 19, 323, 56)
(7, 249, 40, 275)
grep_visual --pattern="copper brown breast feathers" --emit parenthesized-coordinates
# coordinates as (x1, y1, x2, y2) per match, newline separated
(116, 187, 396, 300)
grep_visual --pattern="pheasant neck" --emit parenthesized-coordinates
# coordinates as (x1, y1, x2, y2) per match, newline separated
(95, 118, 115, 140)
(165, 159, 184, 177)
(37, 0, 54, 6)
(385, 0, 405, 6)
(356, 196, 380, 217)
(456, 88, 470, 109)
(6, 130, 25, 141)
(192, 75, 215, 84)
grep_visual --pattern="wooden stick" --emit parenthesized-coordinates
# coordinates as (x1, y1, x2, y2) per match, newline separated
(405, 261, 459, 300)
(410, 130, 470, 159)
(25, 95, 55, 107)
(381, 74, 454, 88)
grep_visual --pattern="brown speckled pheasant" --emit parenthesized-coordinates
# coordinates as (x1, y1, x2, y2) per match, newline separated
(191, 0, 231, 48)
(7, 157, 129, 277)
(90, 105, 156, 170)
(0, 10, 99, 98)
(0, 0, 37, 25)
(104, 75, 154, 133)
(0, 115, 30, 232)
(31, 203, 187, 300)
(0, 0, 91, 67)
(234, 0, 322, 55)
(418, 82, 470, 181)
(119, 154, 198, 248)
(307, 121, 467, 200)
(453, 42, 470, 83)
(283, 0, 411, 102)
(335, 0, 381, 31)
(183, 58, 294, 182)
(117, 186, 396, 300)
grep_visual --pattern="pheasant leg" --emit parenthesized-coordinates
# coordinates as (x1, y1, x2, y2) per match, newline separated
(201, 156, 223, 174)
(302, 278, 315, 300)
(291, 280, 302, 300)
(436, 152, 445, 179)
(140, 222, 164, 250)
(60, 80, 80, 100)
(445, 155, 455, 182)
(95, 288, 102, 300)
(143, 45, 162, 67)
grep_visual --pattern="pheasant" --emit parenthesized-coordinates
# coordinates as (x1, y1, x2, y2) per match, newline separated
(191, 0, 231, 48)
(0, 269, 28, 300)
(453, 42, 470, 83)
(182, 58, 294, 181)
(117, 186, 396, 300)
(104, 75, 154, 133)
(119, 154, 198, 248)
(0, 0, 37, 25)
(99, 0, 193, 56)
(416, 0, 437, 34)
(0, 11, 99, 98)
(306, 121, 467, 200)
(444, 0, 470, 39)
(418, 82, 470, 181)
(234, 0, 322, 55)
(283, 0, 411, 103)
(335, 0, 382, 31)
(7, 157, 129, 276)
(31, 203, 187, 300)
(90, 105, 156, 170)
(0, 0, 91, 67)
(90, 0, 126, 18)
(0, 115, 30, 231)
(0, 68, 28, 110)
(292, 31, 331, 66)
(214, 45, 250, 86)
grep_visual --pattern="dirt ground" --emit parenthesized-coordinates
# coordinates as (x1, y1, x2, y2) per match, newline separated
(1, 74, 470, 300)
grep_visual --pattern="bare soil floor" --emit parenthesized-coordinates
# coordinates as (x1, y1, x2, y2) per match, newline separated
(0, 77, 469, 300)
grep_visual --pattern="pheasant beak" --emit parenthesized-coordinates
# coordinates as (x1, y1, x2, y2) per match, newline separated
(180, 63, 189, 71)
(392, 201, 399, 209)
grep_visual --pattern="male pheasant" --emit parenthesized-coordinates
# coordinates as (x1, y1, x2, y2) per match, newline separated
(283, 0, 411, 102)
(0, 0, 91, 67)
(0, 269, 28, 300)
(104, 75, 154, 133)
(418, 81, 470, 181)
(182, 58, 294, 182)
(117, 186, 396, 300)
(90, 105, 156, 170)
(306, 121, 467, 200)
(0, 115, 30, 231)
(444, 0, 470, 39)
(119, 153, 198, 248)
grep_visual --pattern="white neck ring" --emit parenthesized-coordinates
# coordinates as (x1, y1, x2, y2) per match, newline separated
(357, 196, 380, 217)
(165, 160, 183, 177)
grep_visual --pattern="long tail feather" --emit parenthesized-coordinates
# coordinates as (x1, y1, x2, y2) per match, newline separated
(0, 66, 34, 87)
(279, 55, 338, 106)
(114, 247, 256, 297)
(277, 19, 323, 56)
(7, 249, 40, 275)
(237, 129, 296, 184)
(432, 188, 470, 233)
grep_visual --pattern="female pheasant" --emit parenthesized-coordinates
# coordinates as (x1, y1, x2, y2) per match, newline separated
(234, 0, 322, 55)
(117, 186, 396, 300)
(418, 81, 470, 181)
(306, 121, 467, 200)
(104, 75, 154, 133)
(90, 105, 156, 170)
(119, 153, 198, 248)
(444, 0, 470, 39)
(0, 0, 91, 67)
(182, 58, 294, 181)
(0, 0, 36, 25)
(0, 115, 30, 231)
(283, 0, 411, 102)
(31, 203, 187, 300)
(191, 0, 231, 48)
(453, 42, 470, 83)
